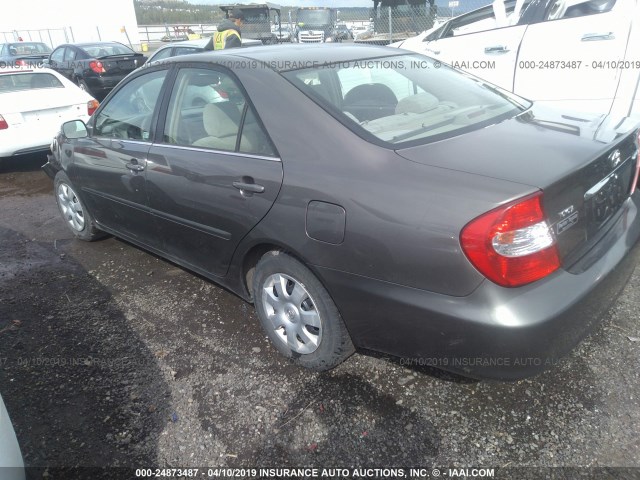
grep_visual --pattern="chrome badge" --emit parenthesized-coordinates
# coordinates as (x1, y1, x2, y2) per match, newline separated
(609, 149, 622, 168)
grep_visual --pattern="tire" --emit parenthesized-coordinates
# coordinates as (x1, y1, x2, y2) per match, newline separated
(77, 79, 93, 97)
(253, 251, 355, 371)
(54, 171, 106, 241)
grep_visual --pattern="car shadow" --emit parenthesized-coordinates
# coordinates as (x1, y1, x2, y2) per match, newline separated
(0, 226, 171, 479)
(0, 152, 49, 174)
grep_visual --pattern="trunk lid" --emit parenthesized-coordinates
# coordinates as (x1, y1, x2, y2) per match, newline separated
(396, 106, 640, 267)
(97, 54, 145, 75)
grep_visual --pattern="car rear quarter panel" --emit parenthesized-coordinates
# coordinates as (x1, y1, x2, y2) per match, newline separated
(232, 65, 537, 297)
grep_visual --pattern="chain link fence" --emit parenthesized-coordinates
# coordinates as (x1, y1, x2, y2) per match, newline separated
(1, 1, 492, 53)
(1, 28, 69, 48)
(137, 0, 491, 48)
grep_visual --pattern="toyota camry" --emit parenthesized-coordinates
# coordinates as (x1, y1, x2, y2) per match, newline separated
(43, 45, 640, 379)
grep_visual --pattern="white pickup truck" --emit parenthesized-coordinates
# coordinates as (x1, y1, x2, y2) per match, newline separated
(393, 0, 640, 118)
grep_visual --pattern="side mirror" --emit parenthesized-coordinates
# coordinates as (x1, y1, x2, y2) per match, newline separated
(62, 120, 88, 139)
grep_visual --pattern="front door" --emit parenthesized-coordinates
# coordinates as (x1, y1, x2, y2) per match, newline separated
(73, 68, 169, 248)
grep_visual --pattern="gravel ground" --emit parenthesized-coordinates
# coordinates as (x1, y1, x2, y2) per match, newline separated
(0, 155, 639, 479)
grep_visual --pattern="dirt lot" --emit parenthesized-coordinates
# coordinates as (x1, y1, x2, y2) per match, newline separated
(1, 154, 639, 479)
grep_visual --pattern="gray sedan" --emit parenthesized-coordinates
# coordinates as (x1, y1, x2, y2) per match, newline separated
(44, 45, 640, 379)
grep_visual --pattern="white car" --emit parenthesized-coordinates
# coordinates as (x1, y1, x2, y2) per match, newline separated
(0, 67, 98, 157)
(393, 0, 640, 118)
(0, 394, 25, 480)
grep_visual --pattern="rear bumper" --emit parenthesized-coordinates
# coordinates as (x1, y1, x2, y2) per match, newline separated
(85, 74, 128, 97)
(319, 193, 640, 380)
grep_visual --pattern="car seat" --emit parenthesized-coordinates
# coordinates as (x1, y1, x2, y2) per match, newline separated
(343, 83, 398, 122)
(193, 102, 243, 151)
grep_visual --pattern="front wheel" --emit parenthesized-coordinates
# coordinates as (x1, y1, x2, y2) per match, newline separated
(54, 171, 106, 241)
(253, 252, 355, 371)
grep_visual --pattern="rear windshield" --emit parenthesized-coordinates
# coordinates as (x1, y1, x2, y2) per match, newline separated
(0, 72, 63, 92)
(82, 44, 135, 57)
(6, 42, 52, 55)
(282, 54, 530, 147)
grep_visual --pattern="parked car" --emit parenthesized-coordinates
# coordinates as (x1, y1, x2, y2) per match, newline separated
(0, 41, 52, 67)
(335, 24, 353, 40)
(393, 0, 640, 118)
(350, 24, 372, 39)
(274, 26, 293, 43)
(44, 45, 640, 380)
(0, 67, 98, 158)
(0, 393, 25, 480)
(145, 37, 261, 64)
(44, 42, 146, 100)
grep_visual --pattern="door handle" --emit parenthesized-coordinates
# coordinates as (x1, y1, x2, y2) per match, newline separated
(484, 45, 510, 54)
(425, 48, 440, 55)
(126, 159, 145, 172)
(581, 32, 615, 41)
(233, 181, 265, 194)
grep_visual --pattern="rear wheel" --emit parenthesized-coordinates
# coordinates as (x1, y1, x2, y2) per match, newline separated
(77, 79, 93, 96)
(253, 251, 355, 371)
(54, 171, 105, 241)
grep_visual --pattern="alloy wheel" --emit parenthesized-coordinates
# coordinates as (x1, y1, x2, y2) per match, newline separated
(57, 182, 85, 232)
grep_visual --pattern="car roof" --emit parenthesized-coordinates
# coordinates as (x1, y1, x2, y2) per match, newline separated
(160, 37, 213, 50)
(67, 41, 129, 48)
(173, 44, 408, 72)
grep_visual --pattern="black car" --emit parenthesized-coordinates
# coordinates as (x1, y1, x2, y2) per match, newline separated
(0, 42, 52, 67)
(335, 24, 353, 40)
(44, 45, 640, 380)
(44, 42, 146, 99)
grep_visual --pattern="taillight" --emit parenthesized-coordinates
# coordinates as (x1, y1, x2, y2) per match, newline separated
(0, 115, 8, 130)
(87, 99, 99, 116)
(631, 128, 640, 194)
(15, 59, 26, 66)
(89, 61, 105, 74)
(460, 192, 560, 287)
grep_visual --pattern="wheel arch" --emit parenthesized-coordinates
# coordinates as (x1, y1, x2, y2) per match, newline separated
(240, 241, 325, 304)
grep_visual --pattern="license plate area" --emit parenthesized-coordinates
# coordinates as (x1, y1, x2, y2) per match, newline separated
(117, 60, 135, 70)
(584, 159, 633, 231)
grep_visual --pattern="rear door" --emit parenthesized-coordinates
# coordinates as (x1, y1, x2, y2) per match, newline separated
(515, 0, 636, 113)
(146, 65, 283, 277)
(420, 2, 528, 89)
(72, 68, 170, 247)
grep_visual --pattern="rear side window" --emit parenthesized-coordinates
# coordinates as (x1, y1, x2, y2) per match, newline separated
(0, 73, 63, 92)
(163, 67, 276, 156)
(149, 47, 173, 62)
